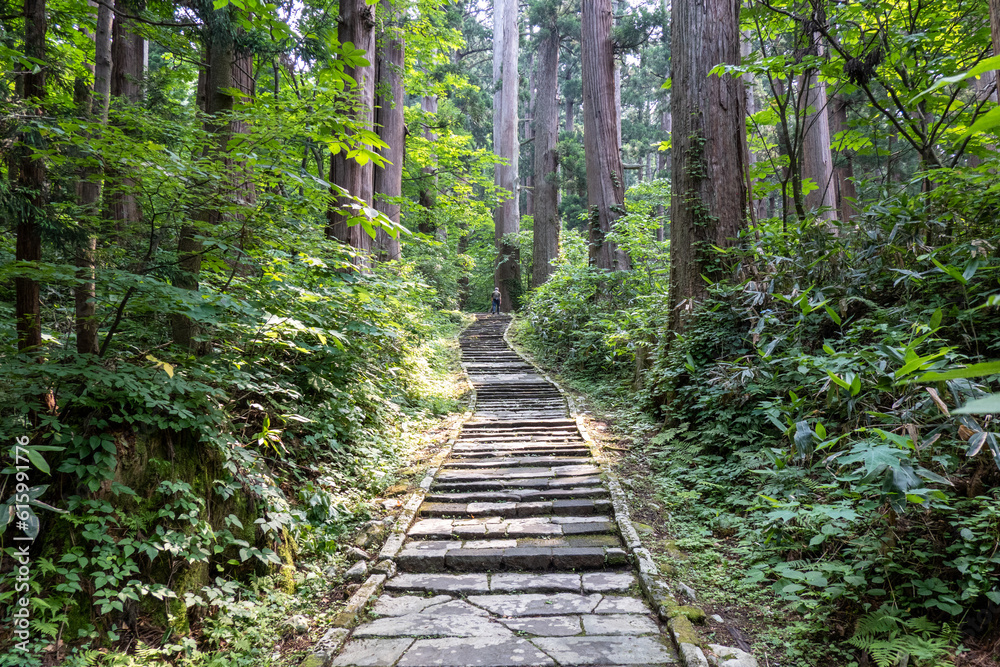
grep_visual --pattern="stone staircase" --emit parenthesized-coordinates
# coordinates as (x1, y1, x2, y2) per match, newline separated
(327, 314, 680, 667)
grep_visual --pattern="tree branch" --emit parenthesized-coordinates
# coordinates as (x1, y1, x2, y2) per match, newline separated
(90, 0, 200, 28)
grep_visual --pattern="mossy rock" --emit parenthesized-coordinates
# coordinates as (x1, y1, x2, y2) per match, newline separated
(669, 605, 707, 624)
(669, 615, 702, 646)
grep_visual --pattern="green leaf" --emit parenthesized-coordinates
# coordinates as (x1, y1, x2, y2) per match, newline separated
(929, 308, 942, 330)
(954, 393, 1000, 414)
(827, 371, 850, 390)
(931, 257, 968, 285)
(964, 106, 1000, 136)
(25, 448, 50, 474)
(916, 361, 1000, 382)
(912, 54, 1000, 103)
(824, 305, 842, 326)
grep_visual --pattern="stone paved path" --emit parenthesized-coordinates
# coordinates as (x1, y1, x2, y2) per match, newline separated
(329, 315, 679, 667)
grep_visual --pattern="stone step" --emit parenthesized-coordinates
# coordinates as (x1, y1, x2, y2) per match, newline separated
(430, 477, 603, 493)
(451, 448, 592, 459)
(384, 571, 637, 595)
(407, 516, 617, 540)
(436, 465, 601, 480)
(456, 430, 580, 440)
(455, 436, 585, 449)
(396, 539, 627, 572)
(419, 497, 611, 518)
(424, 488, 609, 504)
(462, 419, 578, 429)
(443, 456, 594, 469)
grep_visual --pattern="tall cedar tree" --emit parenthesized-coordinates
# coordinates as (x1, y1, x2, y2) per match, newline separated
(532, 23, 560, 287)
(581, 0, 629, 271)
(493, 0, 520, 310)
(327, 0, 376, 258)
(75, 1, 113, 355)
(171, 11, 253, 351)
(800, 34, 835, 219)
(373, 4, 405, 261)
(669, 0, 748, 333)
(107, 0, 145, 228)
(15, 0, 46, 353)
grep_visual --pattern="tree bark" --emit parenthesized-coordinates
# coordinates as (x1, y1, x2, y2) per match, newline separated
(75, 0, 113, 356)
(15, 0, 46, 353)
(532, 26, 560, 287)
(493, 0, 520, 310)
(829, 95, 857, 222)
(799, 41, 835, 220)
(582, 0, 628, 271)
(373, 12, 404, 261)
(656, 104, 670, 242)
(524, 49, 536, 218)
(326, 0, 376, 258)
(669, 0, 747, 333)
(107, 0, 145, 230)
(417, 94, 439, 235)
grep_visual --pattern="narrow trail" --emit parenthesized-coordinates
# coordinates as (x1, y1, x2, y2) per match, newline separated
(327, 315, 680, 667)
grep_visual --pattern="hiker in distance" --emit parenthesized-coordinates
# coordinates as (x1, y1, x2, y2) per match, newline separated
(490, 287, 502, 314)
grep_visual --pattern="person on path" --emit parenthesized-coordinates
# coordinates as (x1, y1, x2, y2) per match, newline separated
(490, 287, 501, 314)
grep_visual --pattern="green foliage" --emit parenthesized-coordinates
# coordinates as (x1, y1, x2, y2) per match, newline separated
(848, 610, 957, 667)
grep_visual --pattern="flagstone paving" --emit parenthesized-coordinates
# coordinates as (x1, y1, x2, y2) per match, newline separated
(328, 315, 679, 667)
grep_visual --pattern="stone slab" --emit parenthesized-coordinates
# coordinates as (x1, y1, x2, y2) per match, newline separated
(581, 614, 660, 635)
(468, 593, 602, 617)
(500, 615, 583, 637)
(385, 573, 490, 594)
(530, 636, 677, 665)
(501, 547, 553, 569)
(552, 547, 607, 569)
(561, 521, 616, 535)
(551, 515, 612, 524)
(398, 636, 556, 667)
(490, 573, 581, 593)
(582, 572, 636, 593)
(593, 597, 650, 615)
(331, 638, 413, 667)
(445, 548, 505, 571)
(468, 502, 519, 517)
(371, 594, 453, 617)
(352, 610, 500, 639)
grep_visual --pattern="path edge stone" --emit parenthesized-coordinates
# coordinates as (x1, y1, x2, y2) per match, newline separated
(298, 327, 479, 667)
(503, 316, 715, 667)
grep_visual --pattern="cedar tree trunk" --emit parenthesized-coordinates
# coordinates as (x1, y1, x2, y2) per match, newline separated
(669, 0, 748, 333)
(582, 0, 628, 271)
(373, 16, 404, 261)
(326, 0, 376, 259)
(493, 0, 520, 310)
(532, 26, 560, 287)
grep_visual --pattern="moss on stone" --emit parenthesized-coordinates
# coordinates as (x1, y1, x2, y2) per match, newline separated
(669, 615, 702, 647)
(669, 605, 707, 624)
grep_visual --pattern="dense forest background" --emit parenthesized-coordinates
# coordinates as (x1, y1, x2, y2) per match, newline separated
(2, 0, 1000, 665)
